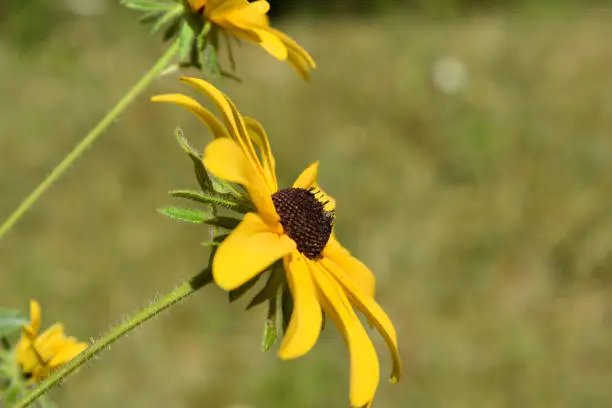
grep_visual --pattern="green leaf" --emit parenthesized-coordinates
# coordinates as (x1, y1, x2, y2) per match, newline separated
(151, 4, 184, 34)
(281, 282, 293, 335)
(170, 190, 254, 213)
(121, 0, 175, 12)
(229, 273, 262, 302)
(174, 128, 214, 193)
(178, 21, 196, 62)
(163, 17, 182, 42)
(247, 262, 283, 310)
(204, 216, 241, 230)
(0, 309, 27, 337)
(261, 300, 277, 352)
(157, 206, 211, 224)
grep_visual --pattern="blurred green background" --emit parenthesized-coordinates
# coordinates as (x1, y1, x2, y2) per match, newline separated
(2, 0, 612, 407)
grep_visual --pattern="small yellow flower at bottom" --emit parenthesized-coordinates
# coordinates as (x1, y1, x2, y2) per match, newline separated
(187, 0, 316, 80)
(153, 78, 402, 408)
(15, 300, 87, 382)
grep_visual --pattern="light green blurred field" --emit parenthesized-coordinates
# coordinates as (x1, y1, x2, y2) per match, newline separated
(2, 5, 612, 408)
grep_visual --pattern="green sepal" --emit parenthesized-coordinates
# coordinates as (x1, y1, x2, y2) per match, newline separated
(120, 0, 175, 12)
(204, 216, 241, 230)
(175, 128, 214, 193)
(170, 190, 254, 213)
(157, 206, 211, 224)
(280, 282, 294, 335)
(0, 309, 27, 337)
(261, 299, 277, 352)
(162, 17, 182, 42)
(246, 262, 284, 310)
(228, 273, 262, 302)
(177, 21, 196, 62)
(151, 4, 184, 34)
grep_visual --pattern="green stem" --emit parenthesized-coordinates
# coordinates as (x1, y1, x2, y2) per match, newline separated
(11, 267, 213, 408)
(0, 41, 180, 241)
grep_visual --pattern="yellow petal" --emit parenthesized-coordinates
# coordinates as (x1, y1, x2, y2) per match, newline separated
(227, 25, 287, 60)
(205, 0, 250, 21)
(180, 77, 273, 192)
(322, 258, 402, 383)
(292, 161, 319, 189)
(151, 94, 230, 139)
(203, 138, 277, 221)
(187, 0, 206, 11)
(278, 254, 322, 360)
(286, 49, 314, 81)
(49, 341, 87, 367)
(213, 213, 294, 290)
(245, 117, 277, 190)
(27, 300, 42, 335)
(312, 265, 380, 407)
(268, 27, 316, 68)
(323, 235, 375, 298)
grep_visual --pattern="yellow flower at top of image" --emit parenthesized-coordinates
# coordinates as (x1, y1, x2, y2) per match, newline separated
(15, 300, 88, 382)
(187, 0, 316, 80)
(153, 78, 402, 407)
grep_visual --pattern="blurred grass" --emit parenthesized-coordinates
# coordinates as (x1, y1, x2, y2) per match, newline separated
(2, 4, 612, 408)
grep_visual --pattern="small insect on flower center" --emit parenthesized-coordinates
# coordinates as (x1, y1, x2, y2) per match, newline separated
(271, 187, 335, 260)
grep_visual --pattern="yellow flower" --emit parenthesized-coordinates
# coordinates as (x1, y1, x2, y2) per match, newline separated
(15, 300, 88, 382)
(153, 78, 402, 407)
(187, 0, 315, 80)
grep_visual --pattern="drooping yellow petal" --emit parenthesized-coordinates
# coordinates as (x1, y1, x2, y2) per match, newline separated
(49, 341, 87, 367)
(203, 138, 277, 220)
(278, 254, 322, 360)
(151, 94, 230, 140)
(245, 117, 277, 190)
(213, 213, 294, 290)
(292, 161, 319, 189)
(268, 26, 316, 68)
(323, 235, 376, 298)
(205, 0, 251, 21)
(322, 258, 402, 383)
(180, 77, 273, 192)
(312, 265, 380, 408)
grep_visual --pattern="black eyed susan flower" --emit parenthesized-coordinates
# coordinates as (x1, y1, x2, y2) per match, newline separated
(187, 0, 316, 80)
(153, 78, 401, 408)
(15, 301, 87, 382)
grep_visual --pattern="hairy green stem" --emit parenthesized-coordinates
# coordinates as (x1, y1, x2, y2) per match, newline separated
(0, 41, 180, 241)
(11, 268, 212, 408)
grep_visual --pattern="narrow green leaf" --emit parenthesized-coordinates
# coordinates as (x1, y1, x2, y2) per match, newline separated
(151, 4, 184, 34)
(121, 0, 175, 12)
(204, 216, 241, 230)
(174, 128, 214, 192)
(261, 300, 277, 352)
(157, 206, 211, 224)
(137, 9, 164, 24)
(281, 282, 294, 335)
(0, 309, 27, 337)
(162, 18, 182, 42)
(247, 263, 283, 310)
(178, 21, 196, 62)
(171, 190, 234, 208)
(229, 273, 262, 302)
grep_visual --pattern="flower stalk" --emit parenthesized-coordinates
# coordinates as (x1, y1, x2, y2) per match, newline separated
(10, 267, 212, 408)
(0, 40, 180, 241)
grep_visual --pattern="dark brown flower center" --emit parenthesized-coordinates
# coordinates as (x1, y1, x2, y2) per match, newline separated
(271, 187, 335, 260)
